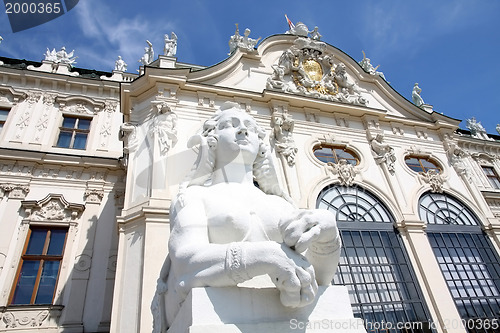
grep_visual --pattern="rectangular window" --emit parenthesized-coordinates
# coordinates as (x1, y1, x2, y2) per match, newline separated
(56, 116, 91, 149)
(0, 108, 10, 131)
(481, 166, 500, 189)
(9, 227, 68, 305)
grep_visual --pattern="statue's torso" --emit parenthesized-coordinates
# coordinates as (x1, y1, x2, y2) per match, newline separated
(194, 183, 292, 244)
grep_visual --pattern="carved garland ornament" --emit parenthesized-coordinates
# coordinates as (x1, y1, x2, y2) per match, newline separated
(267, 37, 367, 106)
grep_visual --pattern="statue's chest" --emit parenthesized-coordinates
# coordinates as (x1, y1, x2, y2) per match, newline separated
(205, 193, 281, 243)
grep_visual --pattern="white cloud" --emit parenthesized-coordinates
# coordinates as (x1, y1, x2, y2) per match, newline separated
(73, 0, 175, 71)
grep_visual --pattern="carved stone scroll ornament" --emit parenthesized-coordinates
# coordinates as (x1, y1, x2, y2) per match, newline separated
(369, 132, 396, 175)
(0, 183, 29, 199)
(22, 194, 85, 222)
(266, 38, 367, 106)
(419, 169, 445, 193)
(326, 159, 357, 186)
(271, 112, 298, 166)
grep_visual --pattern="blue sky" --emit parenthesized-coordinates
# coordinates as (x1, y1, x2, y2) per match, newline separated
(1, 0, 499, 134)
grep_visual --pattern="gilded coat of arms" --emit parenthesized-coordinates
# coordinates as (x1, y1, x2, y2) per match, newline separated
(267, 37, 367, 106)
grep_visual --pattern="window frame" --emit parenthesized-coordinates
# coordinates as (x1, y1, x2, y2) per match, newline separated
(55, 115, 92, 150)
(0, 106, 10, 130)
(405, 155, 441, 173)
(318, 185, 434, 332)
(9, 226, 68, 305)
(419, 192, 500, 332)
(481, 166, 500, 190)
(313, 144, 360, 166)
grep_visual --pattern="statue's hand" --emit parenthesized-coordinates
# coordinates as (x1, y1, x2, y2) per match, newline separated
(279, 210, 338, 254)
(266, 242, 317, 308)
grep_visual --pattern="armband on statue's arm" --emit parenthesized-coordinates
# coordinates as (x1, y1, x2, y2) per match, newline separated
(225, 243, 251, 283)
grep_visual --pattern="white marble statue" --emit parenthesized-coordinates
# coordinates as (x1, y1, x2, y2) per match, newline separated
(44, 46, 77, 65)
(412, 83, 425, 107)
(152, 102, 341, 331)
(497, 124, 500, 135)
(359, 51, 386, 80)
(370, 133, 396, 174)
(466, 117, 491, 140)
(114, 56, 127, 72)
(309, 26, 322, 40)
(228, 24, 260, 53)
(150, 102, 178, 154)
(164, 32, 178, 57)
(271, 112, 298, 166)
(0, 36, 3, 44)
(139, 40, 154, 65)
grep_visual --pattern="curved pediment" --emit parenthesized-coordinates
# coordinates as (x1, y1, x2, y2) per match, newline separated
(184, 34, 456, 126)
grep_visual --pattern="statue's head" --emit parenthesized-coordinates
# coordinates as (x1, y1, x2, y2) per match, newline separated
(181, 102, 286, 199)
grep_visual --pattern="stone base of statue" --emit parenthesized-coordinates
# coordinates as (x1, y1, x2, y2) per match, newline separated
(168, 285, 367, 333)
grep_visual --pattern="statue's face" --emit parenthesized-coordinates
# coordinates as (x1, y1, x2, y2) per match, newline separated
(215, 109, 260, 163)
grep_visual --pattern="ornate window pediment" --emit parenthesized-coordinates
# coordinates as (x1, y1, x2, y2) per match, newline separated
(22, 194, 85, 223)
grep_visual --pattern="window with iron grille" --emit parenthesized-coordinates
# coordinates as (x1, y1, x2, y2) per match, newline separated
(9, 227, 68, 305)
(419, 192, 500, 333)
(56, 116, 91, 149)
(318, 185, 433, 333)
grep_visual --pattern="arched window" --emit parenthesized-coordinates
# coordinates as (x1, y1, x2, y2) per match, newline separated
(405, 156, 441, 173)
(318, 185, 432, 332)
(419, 192, 500, 332)
(313, 144, 359, 165)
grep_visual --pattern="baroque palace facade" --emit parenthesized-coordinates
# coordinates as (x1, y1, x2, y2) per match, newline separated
(0, 24, 499, 333)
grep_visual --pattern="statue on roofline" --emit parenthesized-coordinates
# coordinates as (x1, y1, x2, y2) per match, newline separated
(164, 32, 178, 57)
(139, 40, 154, 65)
(114, 56, 127, 72)
(359, 51, 386, 81)
(412, 83, 424, 107)
(228, 24, 261, 54)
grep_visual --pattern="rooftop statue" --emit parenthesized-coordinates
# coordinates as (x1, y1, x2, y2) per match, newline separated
(152, 103, 341, 331)
(359, 51, 386, 80)
(228, 24, 261, 54)
(497, 124, 500, 135)
(466, 117, 492, 140)
(411, 83, 424, 107)
(163, 32, 178, 57)
(139, 40, 154, 65)
(114, 56, 127, 72)
(44, 46, 77, 65)
(284, 15, 322, 40)
(0, 35, 3, 44)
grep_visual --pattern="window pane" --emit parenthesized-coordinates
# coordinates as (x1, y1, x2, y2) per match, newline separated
(34, 261, 60, 304)
(62, 117, 77, 129)
(47, 230, 67, 255)
(56, 131, 72, 148)
(314, 147, 335, 163)
(73, 133, 88, 149)
(420, 159, 438, 170)
(25, 229, 48, 255)
(11, 260, 40, 304)
(77, 118, 91, 130)
(0, 109, 9, 121)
